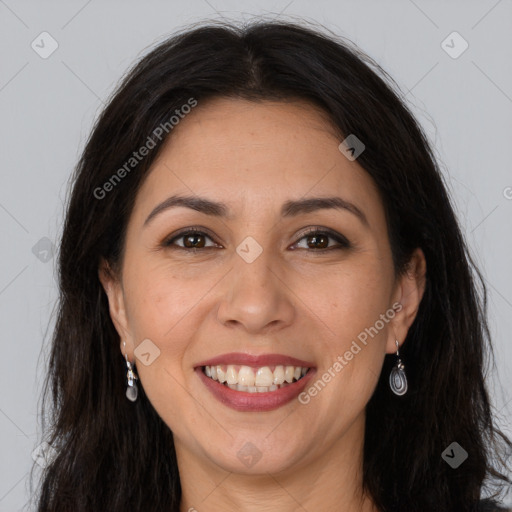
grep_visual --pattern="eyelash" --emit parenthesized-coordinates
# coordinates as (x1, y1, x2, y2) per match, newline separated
(162, 226, 351, 253)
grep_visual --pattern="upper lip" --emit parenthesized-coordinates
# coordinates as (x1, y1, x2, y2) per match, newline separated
(195, 352, 315, 368)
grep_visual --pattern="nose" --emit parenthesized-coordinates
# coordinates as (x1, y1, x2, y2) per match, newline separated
(215, 243, 296, 336)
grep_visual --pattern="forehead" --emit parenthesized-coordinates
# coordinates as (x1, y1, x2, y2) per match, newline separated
(132, 97, 383, 226)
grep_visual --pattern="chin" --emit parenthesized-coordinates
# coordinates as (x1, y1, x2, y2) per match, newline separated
(200, 432, 305, 475)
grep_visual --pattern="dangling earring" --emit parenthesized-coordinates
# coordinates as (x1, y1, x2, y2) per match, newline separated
(123, 341, 138, 402)
(389, 339, 408, 396)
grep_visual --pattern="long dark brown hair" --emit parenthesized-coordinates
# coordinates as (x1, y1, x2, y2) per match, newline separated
(30, 18, 511, 512)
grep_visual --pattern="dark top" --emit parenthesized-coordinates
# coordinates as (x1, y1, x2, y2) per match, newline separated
(478, 499, 512, 511)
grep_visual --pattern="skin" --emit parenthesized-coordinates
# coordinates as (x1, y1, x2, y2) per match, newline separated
(100, 97, 426, 512)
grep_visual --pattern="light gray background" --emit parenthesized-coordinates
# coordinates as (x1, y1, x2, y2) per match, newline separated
(1, 0, 511, 510)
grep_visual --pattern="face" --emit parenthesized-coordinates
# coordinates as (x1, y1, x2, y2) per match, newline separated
(100, 97, 425, 477)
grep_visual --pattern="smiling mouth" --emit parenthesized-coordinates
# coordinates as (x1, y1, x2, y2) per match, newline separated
(202, 364, 310, 393)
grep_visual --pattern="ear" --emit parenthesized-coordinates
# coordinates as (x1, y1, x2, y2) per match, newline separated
(98, 258, 135, 359)
(386, 247, 427, 354)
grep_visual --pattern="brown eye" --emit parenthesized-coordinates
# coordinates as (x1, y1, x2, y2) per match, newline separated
(305, 233, 329, 249)
(292, 229, 351, 252)
(182, 233, 206, 248)
(163, 229, 218, 250)
(163, 227, 350, 252)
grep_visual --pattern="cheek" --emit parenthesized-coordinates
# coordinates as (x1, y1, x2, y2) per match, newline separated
(122, 265, 195, 424)
(301, 267, 391, 428)
(312, 258, 393, 337)
(123, 256, 192, 339)
(305, 257, 393, 391)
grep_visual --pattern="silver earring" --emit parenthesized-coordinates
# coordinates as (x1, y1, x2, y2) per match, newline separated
(123, 341, 138, 402)
(389, 339, 408, 396)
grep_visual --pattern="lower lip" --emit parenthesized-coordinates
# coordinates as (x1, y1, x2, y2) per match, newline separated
(195, 367, 316, 412)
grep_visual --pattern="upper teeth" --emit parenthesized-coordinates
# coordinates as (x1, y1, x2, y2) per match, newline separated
(204, 364, 308, 387)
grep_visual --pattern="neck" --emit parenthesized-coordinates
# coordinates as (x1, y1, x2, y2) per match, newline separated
(177, 412, 380, 512)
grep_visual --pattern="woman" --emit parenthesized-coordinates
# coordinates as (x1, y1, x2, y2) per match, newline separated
(31, 19, 511, 511)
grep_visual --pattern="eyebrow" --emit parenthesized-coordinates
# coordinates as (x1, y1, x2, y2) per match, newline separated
(143, 194, 369, 228)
